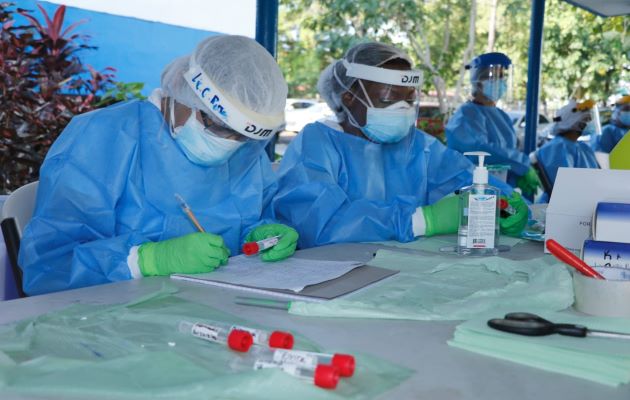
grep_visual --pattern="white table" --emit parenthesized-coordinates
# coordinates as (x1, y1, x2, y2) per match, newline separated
(1, 240, 629, 399)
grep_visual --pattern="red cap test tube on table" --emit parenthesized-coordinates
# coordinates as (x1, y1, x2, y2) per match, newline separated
(180, 320, 294, 350)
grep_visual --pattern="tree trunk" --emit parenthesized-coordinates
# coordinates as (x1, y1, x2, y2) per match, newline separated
(454, 0, 477, 104)
(487, 0, 498, 53)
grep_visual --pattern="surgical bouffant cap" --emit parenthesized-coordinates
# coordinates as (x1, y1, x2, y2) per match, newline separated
(161, 35, 287, 132)
(317, 42, 413, 122)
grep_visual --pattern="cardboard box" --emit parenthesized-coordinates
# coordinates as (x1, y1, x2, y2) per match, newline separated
(592, 202, 630, 243)
(545, 168, 630, 254)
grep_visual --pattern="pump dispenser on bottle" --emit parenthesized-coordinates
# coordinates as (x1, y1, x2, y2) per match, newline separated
(457, 151, 500, 256)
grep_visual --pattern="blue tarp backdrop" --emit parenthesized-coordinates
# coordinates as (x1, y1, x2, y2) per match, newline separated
(16, 0, 221, 95)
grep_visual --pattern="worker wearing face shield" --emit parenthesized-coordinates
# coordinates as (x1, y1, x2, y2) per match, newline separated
(446, 52, 541, 197)
(272, 42, 526, 249)
(532, 99, 600, 203)
(19, 35, 298, 296)
(598, 95, 630, 153)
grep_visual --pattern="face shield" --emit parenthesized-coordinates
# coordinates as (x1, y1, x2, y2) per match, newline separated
(183, 61, 286, 141)
(551, 99, 601, 137)
(467, 53, 513, 104)
(336, 60, 423, 143)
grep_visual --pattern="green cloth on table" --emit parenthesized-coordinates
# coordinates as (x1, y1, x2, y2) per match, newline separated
(289, 250, 573, 321)
(377, 235, 524, 254)
(0, 284, 411, 399)
(448, 311, 630, 387)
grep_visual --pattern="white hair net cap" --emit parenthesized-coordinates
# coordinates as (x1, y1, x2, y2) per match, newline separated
(317, 42, 413, 122)
(551, 99, 592, 135)
(161, 35, 287, 134)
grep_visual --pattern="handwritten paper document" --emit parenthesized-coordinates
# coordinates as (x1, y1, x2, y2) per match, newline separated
(172, 255, 364, 292)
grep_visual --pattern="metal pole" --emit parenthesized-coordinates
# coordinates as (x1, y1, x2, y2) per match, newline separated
(256, 0, 280, 161)
(523, 0, 546, 155)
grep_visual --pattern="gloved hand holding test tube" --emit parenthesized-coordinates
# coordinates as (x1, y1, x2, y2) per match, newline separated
(179, 320, 294, 350)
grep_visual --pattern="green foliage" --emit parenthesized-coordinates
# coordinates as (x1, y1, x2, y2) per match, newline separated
(278, 0, 629, 108)
(96, 81, 146, 107)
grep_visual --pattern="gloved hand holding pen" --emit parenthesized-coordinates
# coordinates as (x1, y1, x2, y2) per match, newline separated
(138, 233, 230, 276)
(244, 224, 299, 262)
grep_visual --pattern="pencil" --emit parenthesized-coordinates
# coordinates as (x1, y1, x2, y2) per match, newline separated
(175, 193, 206, 233)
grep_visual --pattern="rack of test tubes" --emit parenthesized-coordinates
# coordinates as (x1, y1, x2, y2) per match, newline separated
(179, 319, 355, 390)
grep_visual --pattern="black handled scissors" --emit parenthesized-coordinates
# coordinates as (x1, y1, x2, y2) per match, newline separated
(488, 312, 630, 340)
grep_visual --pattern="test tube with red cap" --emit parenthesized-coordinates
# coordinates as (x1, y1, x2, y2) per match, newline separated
(180, 320, 293, 350)
(250, 347, 356, 378)
(179, 321, 253, 352)
(231, 352, 340, 390)
(231, 324, 294, 349)
(242, 235, 282, 255)
(499, 198, 516, 219)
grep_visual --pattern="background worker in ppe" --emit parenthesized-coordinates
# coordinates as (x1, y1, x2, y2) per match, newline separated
(19, 35, 298, 296)
(598, 95, 630, 153)
(446, 52, 541, 196)
(532, 99, 600, 203)
(272, 42, 527, 249)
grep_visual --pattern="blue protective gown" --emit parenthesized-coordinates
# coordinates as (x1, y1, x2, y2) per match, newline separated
(598, 123, 629, 153)
(537, 135, 599, 188)
(18, 100, 277, 295)
(271, 121, 511, 249)
(446, 101, 530, 184)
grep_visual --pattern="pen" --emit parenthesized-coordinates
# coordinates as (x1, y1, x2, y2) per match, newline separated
(175, 193, 205, 233)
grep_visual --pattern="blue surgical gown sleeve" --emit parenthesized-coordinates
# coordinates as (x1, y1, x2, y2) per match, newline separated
(272, 122, 482, 249)
(446, 102, 530, 176)
(598, 124, 628, 153)
(18, 106, 149, 295)
(536, 136, 599, 186)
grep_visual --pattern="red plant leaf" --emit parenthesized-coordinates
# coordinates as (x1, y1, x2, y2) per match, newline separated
(60, 19, 87, 38)
(17, 10, 44, 33)
(51, 5, 67, 41)
(36, 3, 54, 34)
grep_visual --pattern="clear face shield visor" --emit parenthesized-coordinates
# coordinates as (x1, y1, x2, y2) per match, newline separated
(468, 63, 513, 103)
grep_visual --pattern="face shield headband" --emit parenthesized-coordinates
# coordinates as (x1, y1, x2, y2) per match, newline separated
(184, 61, 285, 140)
(342, 59, 423, 87)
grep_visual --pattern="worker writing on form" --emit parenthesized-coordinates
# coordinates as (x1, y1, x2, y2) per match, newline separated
(19, 35, 298, 296)
(598, 95, 630, 153)
(531, 99, 600, 203)
(446, 52, 541, 196)
(272, 42, 527, 249)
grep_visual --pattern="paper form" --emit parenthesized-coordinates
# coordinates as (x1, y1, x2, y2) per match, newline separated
(173, 255, 364, 292)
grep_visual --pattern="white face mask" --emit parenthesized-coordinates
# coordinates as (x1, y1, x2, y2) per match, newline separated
(171, 107, 244, 167)
(345, 81, 417, 144)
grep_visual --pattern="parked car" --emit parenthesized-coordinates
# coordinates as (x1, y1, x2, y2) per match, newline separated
(507, 111, 551, 150)
(284, 98, 335, 132)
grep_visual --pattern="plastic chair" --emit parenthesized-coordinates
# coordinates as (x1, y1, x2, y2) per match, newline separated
(1, 181, 39, 298)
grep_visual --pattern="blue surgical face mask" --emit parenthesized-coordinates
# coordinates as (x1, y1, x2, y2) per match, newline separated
(482, 79, 507, 102)
(360, 101, 417, 144)
(172, 113, 244, 166)
(619, 111, 630, 127)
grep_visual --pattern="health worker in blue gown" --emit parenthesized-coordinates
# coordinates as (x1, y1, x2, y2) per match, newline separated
(446, 52, 541, 196)
(598, 95, 630, 153)
(532, 99, 600, 203)
(272, 42, 527, 249)
(19, 36, 299, 296)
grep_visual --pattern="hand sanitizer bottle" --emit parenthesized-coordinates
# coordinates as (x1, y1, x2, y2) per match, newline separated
(457, 152, 500, 256)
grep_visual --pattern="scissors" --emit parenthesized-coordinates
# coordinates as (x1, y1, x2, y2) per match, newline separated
(487, 312, 630, 340)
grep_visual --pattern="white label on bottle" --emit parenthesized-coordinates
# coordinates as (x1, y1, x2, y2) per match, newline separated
(272, 349, 318, 368)
(253, 360, 277, 370)
(191, 323, 219, 342)
(466, 194, 496, 249)
(231, 325, 260, 342)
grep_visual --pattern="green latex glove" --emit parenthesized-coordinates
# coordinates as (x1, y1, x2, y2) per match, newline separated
(138, 233, 230, 276)
(500, 192, 529, 237)
(244, 223, 299, 262)
(421, 195, 460, 237)
(516, 167, 541, 196)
